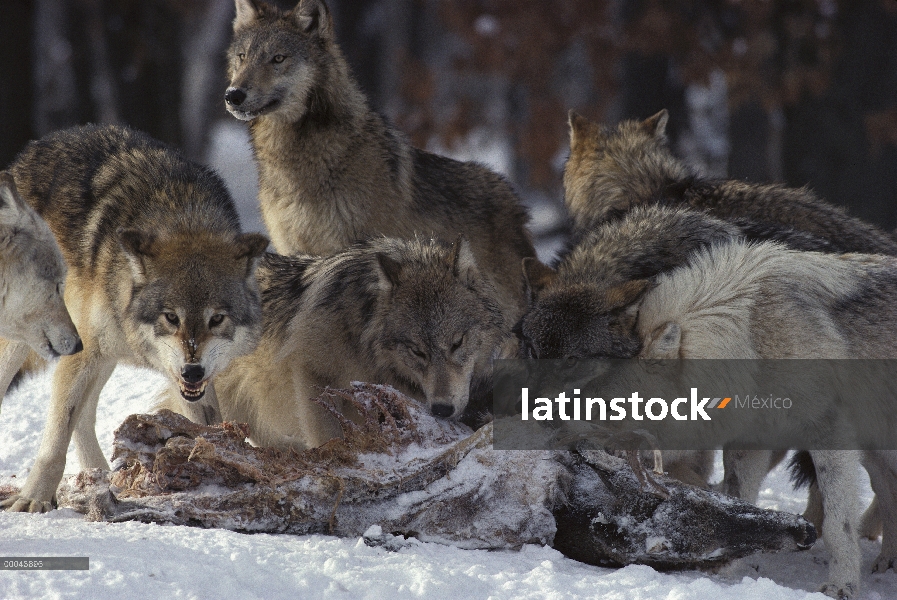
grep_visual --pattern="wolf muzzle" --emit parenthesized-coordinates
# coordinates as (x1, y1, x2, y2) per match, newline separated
(179, 363, 207, 402)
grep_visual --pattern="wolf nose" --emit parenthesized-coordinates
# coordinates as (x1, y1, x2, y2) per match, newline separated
(431, 404, 454, 418)
(72, 338, 83, 354)
(181, 363, 205, 383)
(225, 87, 247, 106)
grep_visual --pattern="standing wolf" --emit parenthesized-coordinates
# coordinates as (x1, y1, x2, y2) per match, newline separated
(520, 239, 897, 598)
(0, 172, 81, 403)
(158, 237, 507, 447)
(564, 109, 897, 255)
(223, 0, 535, 326)
(1, 125, 268, 513)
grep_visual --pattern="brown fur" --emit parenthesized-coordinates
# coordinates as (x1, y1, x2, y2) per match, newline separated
(224, 0, 535, 328)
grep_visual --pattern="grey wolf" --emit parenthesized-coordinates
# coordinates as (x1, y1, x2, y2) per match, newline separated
(1, 125, 268, 513)
(564, 109, 897, 255)
(0, 172, 81, 404)
(158, 237, 508, 448)
(522, 239, 897, 598)
(559, 108, 897, 542)
(223, 0, 536, 328)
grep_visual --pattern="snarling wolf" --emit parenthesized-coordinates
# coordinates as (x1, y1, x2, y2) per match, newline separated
(0, 172, 81, 403)
(521, 239, 897, 598)
(564, 109, 897, 255)
(1, 125, 268, 513)
(223, 0, 536, 328)
(158, 237, 508, 448)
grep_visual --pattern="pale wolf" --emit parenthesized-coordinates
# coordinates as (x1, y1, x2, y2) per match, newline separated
(223, 0, 536, 328)
(564, 109, 897, 255)
(0, 172, 81, 403)
(1, 125, 268, 513)
(520, 239, 897, 598)
(159, 237, 508, 448)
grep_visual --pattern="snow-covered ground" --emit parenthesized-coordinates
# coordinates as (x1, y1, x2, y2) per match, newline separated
(1, 366, 895, 599)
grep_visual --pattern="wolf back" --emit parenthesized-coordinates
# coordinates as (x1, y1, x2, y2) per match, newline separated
(564, 109, 897, 256)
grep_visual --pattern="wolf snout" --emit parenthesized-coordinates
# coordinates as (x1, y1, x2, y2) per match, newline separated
(48, 331, 83, 357)
(181, 363, 205, 383)
(178, 363, 208, 402)
(431, 403, 455, 418)
(225, 87, 247, 107)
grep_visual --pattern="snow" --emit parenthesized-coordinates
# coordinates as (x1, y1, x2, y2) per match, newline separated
(1, 365, 894, 599)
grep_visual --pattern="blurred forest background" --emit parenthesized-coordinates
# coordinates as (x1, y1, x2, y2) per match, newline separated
(2, 0, 896, 249)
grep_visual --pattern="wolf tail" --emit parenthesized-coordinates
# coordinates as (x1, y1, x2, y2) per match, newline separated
(787, 450, 816, 490)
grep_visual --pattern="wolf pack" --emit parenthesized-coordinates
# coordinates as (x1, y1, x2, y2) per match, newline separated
(0, 0, 895, 597)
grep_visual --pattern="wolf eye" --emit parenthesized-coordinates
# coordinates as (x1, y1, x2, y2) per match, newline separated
(164, 312, 179, 326)
(272, 54, 285, 63)
(238, 53, 246, 61)
(451, 336, 464, 353)
(209, 314, 225, 328)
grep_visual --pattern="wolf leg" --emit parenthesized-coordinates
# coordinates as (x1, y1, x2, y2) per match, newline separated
(72, 371, 113, 471)
(859, 496, 882, 540)
(1, 347, 115, 512)
(863, 451, 897, 573)
(721, 449, 775, 503)
(813, 450, 862, 599)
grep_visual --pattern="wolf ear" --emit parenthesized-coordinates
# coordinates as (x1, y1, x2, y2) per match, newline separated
(0, 172, 28, 222)
(376, 252, 403, 290)
(640, 109, 669, 140)
(568, 110, 592, 147)
(450, 236, 479, 284)
(522, 257, 557, 299)
(117, 228, 157, 282)
(233, 0, 259, 30)
(604, 278, 650, 310)
(642, 322, 681, 359)
(294, 0, 333, 38)
(233, 233, 270, 276)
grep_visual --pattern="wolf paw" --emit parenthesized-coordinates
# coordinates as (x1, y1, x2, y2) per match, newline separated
(0, 494, 54, 513)
(872, 553, 896, 573)
(818, 581, 857, 599)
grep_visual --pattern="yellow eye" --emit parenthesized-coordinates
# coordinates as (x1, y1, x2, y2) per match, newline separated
(238, 53, 246, 61)
(209, 314, 225, 328)
(164, 312, 179, 326)
(272, 54, 285, 63)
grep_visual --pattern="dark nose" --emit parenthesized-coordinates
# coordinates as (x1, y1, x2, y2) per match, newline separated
(181, 363, 205, 383)
(431, 403, 454, 418)
(72, 338, 83, 354)
(225, 87, 247, 106)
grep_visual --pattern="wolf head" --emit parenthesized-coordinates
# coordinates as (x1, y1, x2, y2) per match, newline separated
(517, 258, 649, 361)
(373, 238, 507, 420)
(224, 0, 335, 122)
(117, 228, 269, 401)
(0, 172, 81, 359)
(564, 109, 689, 229)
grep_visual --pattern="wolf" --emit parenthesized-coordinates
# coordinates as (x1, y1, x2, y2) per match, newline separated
(1, 125, 269, 513)
(158, 237, 508, 449)
(223, 0, 536, 329)
(564, 109, 897, 256)
(520, 239, 897, 598)
(559, 108, 897, 536)
(0, 172, 81, 403)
